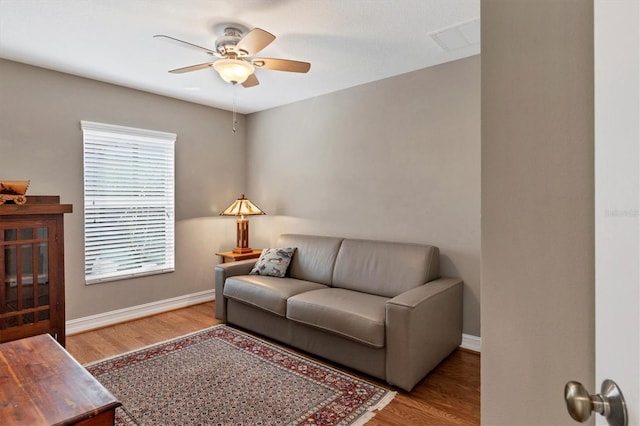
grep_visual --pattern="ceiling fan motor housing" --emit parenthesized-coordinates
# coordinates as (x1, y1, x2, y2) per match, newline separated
(216, 27, 245, 57)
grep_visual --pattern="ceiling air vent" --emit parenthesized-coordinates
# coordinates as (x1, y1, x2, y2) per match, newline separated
(430, 19, 480, 51)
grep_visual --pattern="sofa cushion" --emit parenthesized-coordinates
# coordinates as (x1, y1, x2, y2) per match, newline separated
(249, 247, 296, 277)
(276, 234, 343, 285)
(223, 276, 327, 317)
(332, 239, 440, 298)
(287, 288, 388, 348)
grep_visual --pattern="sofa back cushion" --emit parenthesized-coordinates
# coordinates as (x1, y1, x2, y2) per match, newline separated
(276, 234, 344, 286)
(332, 239, 440, 297)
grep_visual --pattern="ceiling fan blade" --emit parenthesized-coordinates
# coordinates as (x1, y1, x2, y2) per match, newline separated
(153, 34, 219, 56)
(242, 73, 260, 88)
(252, 58, 311, 73)
(236, 28, 275, 56)
(168, 62, 214, 74)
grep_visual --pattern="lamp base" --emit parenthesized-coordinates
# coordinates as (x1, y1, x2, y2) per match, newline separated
(232, 246, 254, 254)
(232, 218, 253, 254)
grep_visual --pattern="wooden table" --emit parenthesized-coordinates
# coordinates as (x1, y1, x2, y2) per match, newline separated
(0, 334, 121, 425)
(216, 249, 262, 263)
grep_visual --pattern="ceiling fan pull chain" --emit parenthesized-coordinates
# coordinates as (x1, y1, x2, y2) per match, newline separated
(232, 82, 238, 133)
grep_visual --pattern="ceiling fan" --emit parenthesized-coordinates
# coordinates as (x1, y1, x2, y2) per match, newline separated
(154, 26, 311, 88)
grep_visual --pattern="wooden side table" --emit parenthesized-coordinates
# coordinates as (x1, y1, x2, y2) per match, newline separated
(0, 334, 121, 425)
(216, 249, 262, 264)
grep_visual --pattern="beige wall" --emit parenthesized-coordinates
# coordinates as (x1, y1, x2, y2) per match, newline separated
(0, 55, 481, 338)
(246, 56, 481, 337)
(481, 1, 594, 425)
(0, 59, 246, 320)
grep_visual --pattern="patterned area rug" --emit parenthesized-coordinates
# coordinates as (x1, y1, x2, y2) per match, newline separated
(85, 325, 396, 425)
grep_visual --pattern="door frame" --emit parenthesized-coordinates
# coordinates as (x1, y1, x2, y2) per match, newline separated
(594, 0, 639, 424)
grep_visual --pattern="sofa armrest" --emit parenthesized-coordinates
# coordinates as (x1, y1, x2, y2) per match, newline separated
(385, 277, 463, 391)
(214, 259, 256, 321)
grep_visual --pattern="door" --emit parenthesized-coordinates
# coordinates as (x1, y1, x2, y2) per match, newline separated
(593, 0, 639, 424)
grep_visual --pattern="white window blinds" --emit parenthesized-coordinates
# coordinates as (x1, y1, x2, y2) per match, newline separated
(81, 121, 176, 284)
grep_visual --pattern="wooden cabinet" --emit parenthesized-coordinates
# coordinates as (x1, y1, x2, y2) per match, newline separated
(0, 196, 72, 346)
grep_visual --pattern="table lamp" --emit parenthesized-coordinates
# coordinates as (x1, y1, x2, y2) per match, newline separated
(220, 194, 266, 254)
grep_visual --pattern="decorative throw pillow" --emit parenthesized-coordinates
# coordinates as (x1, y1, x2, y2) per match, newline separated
(249, 247, 296, 278)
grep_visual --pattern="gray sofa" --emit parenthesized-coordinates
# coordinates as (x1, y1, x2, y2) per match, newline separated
(214, 234, 463, 391)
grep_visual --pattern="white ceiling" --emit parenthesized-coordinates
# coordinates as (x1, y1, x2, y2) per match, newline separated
(0, 0, 480, 114)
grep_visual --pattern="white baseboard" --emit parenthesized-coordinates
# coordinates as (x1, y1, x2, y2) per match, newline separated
(460, 333, 481, 352)
(66, 289, 215, 335)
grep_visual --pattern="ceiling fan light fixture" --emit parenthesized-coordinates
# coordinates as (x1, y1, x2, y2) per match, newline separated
(213, 58, 254, 84)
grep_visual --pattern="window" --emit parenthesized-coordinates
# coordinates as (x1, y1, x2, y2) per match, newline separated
(81, 121, 176, 284)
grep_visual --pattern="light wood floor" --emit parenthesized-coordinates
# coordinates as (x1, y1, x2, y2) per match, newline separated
(66, 302, 480, 425)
